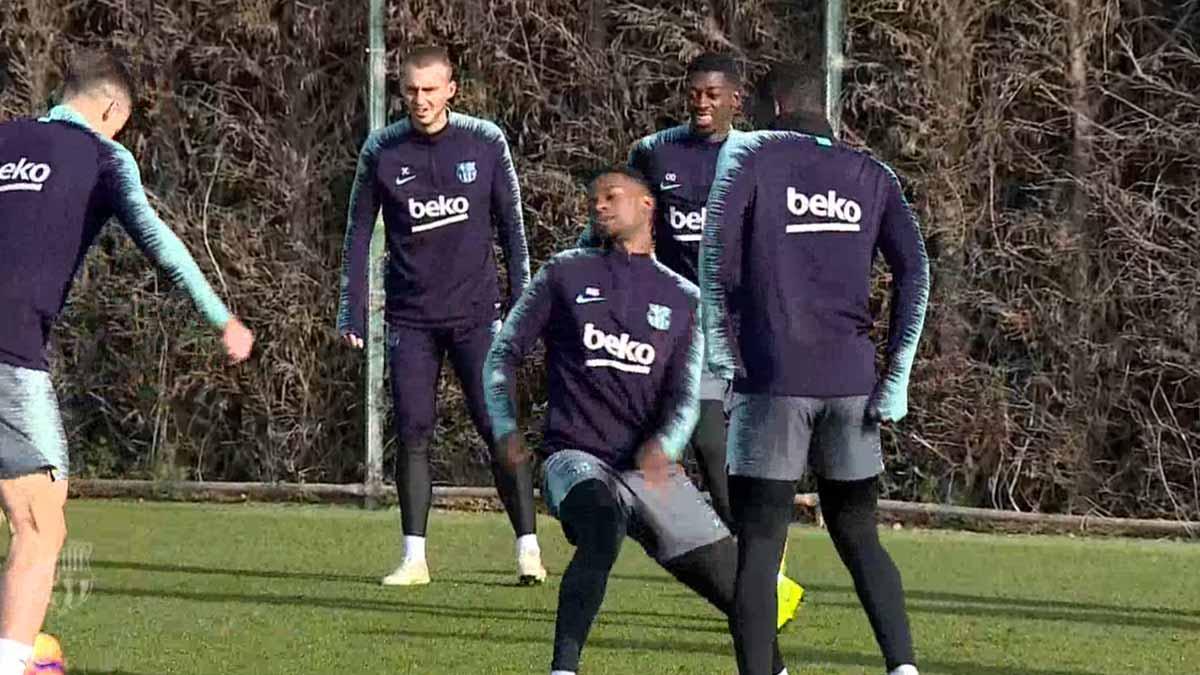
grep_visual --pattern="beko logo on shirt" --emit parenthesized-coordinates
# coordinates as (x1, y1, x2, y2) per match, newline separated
(668, 206, 705, 242)
(0, 157, 53, 193)
(785, 187, 863, 233)
(582, 322, 656, 374)
(407, 195, 470, 233)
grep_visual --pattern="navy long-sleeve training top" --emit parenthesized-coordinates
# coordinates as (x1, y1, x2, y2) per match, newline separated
(337, 113, 531, 335)
(700, 130, 930, 399)
(578, 126, 741, 284)
(484, 248, 703, 469)
(0, 105, 231, 371)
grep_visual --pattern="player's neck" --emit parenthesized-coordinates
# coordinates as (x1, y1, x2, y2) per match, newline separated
(772, 112, 833, 138)
(412, 110, 450, 136)
(613, 232, 653, 256)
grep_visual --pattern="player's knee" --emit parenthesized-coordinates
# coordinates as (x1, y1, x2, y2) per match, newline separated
(560, 481, 623, 564)
(397, 426, 434, 456)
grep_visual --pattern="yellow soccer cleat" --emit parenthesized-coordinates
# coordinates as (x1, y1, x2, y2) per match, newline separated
(776, 574, 805, 632)
(380, 558, 431, 586)
(27, 633, 66, 673)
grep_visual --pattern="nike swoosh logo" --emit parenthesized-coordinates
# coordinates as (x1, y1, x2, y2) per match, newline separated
(659, 183, 682, 191)
(395, 176, 416, 186)
(575, 295, 606, 305)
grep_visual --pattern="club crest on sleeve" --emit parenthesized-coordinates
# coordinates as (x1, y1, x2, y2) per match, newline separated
(456, 161, 477, 184)
(647, 303, 671, 331)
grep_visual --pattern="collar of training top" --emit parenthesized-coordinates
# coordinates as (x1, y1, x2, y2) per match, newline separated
(771, 113, 834, 139)
(39, 104, 94, 131)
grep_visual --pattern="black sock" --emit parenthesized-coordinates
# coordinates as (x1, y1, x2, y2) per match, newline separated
(664, 538, 786, 675)
(818, 476, 915, 670)
(395, 436, 433, 536)
(551, 479, 626, 671)
(691, 399, 733, 527)
(729, 476, 796, 675)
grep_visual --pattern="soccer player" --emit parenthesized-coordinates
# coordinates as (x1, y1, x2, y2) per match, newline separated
(701, 62, 930, 675)
(578, 53, 805, 627)
(485, 168, 797, 675)
(0, 51, 253, 675)
(337, 46, 544, 586)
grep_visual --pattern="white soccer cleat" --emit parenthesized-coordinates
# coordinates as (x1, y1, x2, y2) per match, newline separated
(381, 558, 430, 586)
(888, 666, 920, 675)
(517, 549, 547, 586)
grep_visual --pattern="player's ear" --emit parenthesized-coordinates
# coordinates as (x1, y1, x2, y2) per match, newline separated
(447, 79, 458, 99)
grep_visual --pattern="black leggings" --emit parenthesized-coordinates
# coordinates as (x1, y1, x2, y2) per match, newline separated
(388, 321, 536, 537)
(552, 480, 786, 673)
(729, 475, 915, 674)
(691, 399, 733, 526)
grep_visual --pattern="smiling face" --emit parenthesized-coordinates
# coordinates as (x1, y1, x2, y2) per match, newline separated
(687, 70, 741, 138)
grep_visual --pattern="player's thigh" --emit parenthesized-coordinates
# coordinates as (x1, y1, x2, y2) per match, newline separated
(0, 472, 68, 543)
(543, 451, 628, 547)
(621, 468, 730, 564)
(445, 318, 499, 427)
(809, 395, 884, 482)
(726, 393, 817, 482)
(386, 324, 444, 434)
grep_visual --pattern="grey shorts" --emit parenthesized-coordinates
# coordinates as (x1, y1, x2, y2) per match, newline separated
(543, 449, 730, 563)
(727, 393, 883, 482)
(698, 367, 728, 402)
(0, 363, 68, 480)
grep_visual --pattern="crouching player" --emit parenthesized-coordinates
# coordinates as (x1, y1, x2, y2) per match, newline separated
(484, 167, 798, 675)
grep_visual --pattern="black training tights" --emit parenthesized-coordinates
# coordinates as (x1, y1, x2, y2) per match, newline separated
(691, 399, 733, 526)
(730, 475, 915, 674)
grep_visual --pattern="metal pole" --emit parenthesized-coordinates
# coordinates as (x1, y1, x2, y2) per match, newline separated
(824, 0, 844, 138)
(364, 0, 387, 509)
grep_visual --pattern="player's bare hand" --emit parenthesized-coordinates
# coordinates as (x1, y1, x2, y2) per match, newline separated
(222, 317, 254, 364)
(636, 439, 672, 490)
(498, 432, 532, 471)
(341, 332, 365, 350)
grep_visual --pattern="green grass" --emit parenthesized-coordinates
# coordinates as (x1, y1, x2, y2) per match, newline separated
(3, 501, 1198, 674)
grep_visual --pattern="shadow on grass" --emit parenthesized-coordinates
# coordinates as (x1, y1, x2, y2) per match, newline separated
(359, 627, 1108, 675)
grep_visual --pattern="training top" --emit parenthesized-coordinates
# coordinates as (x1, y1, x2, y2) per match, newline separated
(485, 248, 703, 469)
(0, 105, 231, 372)
(337, 113, 530, 334)
(578, 126, 740, 284)
(700, 130, 931, 398)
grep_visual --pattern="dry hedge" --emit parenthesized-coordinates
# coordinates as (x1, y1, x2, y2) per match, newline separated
(0, 0, 1195, 520)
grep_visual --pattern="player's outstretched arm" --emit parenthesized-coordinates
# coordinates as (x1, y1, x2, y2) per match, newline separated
(699, 135, 757, 380)
(101, 144, 252, 364)
(336, 132, 384, 349)
(870, 167, 931, 423)
(483, 259, 557, 468)
(490, 131, 532, 302)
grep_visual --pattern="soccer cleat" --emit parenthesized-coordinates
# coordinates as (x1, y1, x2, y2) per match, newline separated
(26, 633, 66, 674)
(517, 549, 548, 586)
(776, 574, 805, 631)
(888, 667, 919, 675)
(380, 558, 431, 586)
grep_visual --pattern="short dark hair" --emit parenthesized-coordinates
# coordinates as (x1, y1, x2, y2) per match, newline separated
(401, 45, 454, 78)
(686, 52, 741, 86)
(756, 61, 823, 116)
(63, 49, 135, 101)
(589, 166, 653, 197)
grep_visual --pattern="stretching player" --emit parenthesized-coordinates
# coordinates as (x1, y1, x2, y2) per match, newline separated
(486, 168, 797, 675)
(0, 51, 253, 675)
(337, 45, 544, 586)
(701, 62, 930, 675)
(578, 53, 804, 625)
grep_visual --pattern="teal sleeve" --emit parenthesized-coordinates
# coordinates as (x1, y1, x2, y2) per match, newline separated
(102, 143, 231, 329)
(484, 260, 556, 440)
(699, 134, 758, 380)
(336, 132, 382, 336)
(653, 298, 704, 461)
